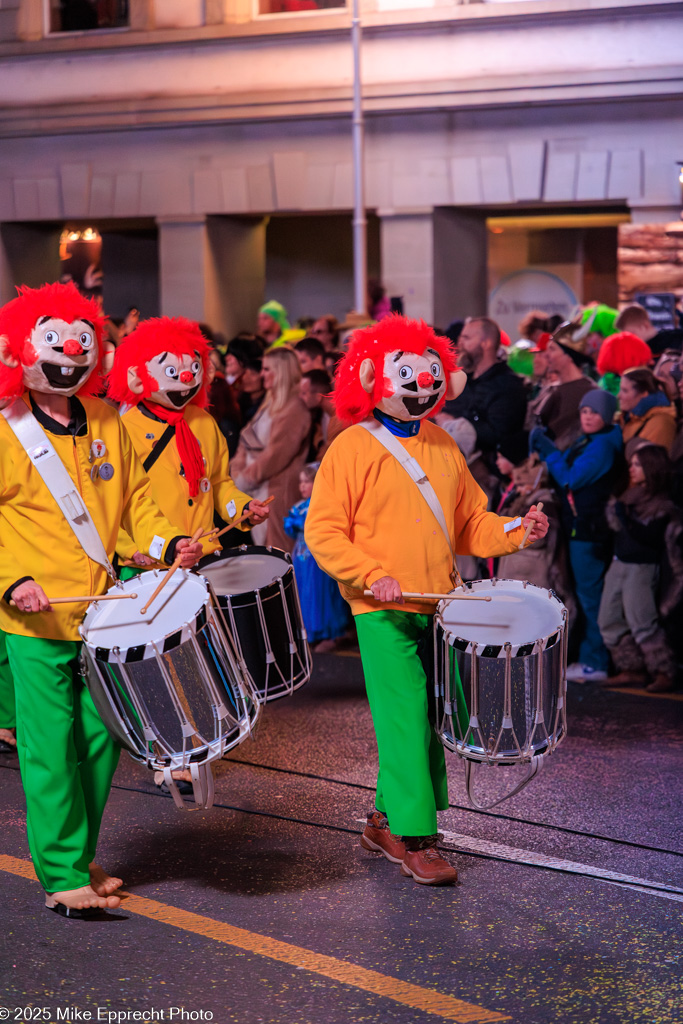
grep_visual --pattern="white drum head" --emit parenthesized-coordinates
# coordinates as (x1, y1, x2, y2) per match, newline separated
(439, 578, 564, 650)
(81, 571, 209, 653)
(201, 551, 290, 596)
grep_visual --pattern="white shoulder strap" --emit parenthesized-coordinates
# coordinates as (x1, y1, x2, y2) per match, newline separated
(1, 399, 116, 580)
(360, 418, 461, 584)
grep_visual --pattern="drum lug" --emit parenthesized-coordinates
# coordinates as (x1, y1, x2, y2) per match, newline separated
(288, 643, 297, 654)
(502, 716, 513, 730)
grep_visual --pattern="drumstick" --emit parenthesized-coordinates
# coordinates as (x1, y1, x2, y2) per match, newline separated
(201, 495, 275, 541)
(120, 558, 164, 568)
(518, 501, 544, 551)
(363, 590, 491, 602)
(139, 527, 204, 616)
(11, 592, 137, 606)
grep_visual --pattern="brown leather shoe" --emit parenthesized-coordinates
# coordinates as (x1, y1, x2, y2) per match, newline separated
(601, 671, 647, 688)
(360, 811, 406, 864)
(647, 673, 675, 693)
(400, 840, 458, 886)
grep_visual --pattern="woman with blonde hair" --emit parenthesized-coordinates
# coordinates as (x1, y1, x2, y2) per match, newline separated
(231, 345, 311, 552)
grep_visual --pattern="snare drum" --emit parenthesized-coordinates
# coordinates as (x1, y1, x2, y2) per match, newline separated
(435, 579, 567, 800)
(80, 570, 259, 808)
(200, 545, 312, 703)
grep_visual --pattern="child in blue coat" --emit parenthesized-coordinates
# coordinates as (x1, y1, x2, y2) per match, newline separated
(530, 388, 623, 682)
(284, 464, 350, 653)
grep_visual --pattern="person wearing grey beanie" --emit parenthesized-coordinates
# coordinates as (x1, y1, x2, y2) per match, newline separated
(580, 388, 618, 425)
(530, 384, 624, 682)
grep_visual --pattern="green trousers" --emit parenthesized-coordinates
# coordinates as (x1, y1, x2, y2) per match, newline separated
(0, 630, 16, 730)
(6, 633, 120, 894)
(355, 610, 449, 837)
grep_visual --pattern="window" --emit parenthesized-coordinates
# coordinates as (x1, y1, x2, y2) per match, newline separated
(258, 0, 345, 14)
(49, 0, 129, 32)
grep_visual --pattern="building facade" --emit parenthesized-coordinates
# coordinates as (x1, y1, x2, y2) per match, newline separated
(0, 0, 681, 334)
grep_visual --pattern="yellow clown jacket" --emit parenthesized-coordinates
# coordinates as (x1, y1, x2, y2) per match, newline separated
(304, 419, 529, 617)
(0, 393, 192, 642)
(116, 404, 252, 561)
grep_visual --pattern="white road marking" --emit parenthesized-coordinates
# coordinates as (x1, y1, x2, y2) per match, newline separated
(356, 820, 683, 902)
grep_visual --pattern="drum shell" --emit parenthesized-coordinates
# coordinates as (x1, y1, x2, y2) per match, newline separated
(435, 579, 567, 766)
(80, 573, 259, 770)
(200, 546, 311, 703)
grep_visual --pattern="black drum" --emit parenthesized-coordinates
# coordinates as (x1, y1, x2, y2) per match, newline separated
(199, 545, 312, 703)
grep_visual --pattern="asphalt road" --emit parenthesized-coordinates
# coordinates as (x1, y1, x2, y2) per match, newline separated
(1, 650, 682, 1024)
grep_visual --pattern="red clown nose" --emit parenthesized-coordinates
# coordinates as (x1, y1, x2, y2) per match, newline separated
(63, 338, 83, 356)
(179, 370, 194, 384)
(417, 371, 434, 388)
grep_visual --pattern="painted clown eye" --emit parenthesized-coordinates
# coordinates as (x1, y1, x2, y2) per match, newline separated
(430, 362, 441, 377)
(165, 366, 179, 379)
(79, 332, 93, 349)
(191, 361, 200, 374)
(398, 365, 413, 380)
(44, 330, 59, 345)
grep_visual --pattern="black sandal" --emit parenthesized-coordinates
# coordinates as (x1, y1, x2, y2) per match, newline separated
(45, 897, 108, 920)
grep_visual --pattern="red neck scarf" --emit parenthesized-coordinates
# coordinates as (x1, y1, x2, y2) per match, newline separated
(143, 400, 204, 498)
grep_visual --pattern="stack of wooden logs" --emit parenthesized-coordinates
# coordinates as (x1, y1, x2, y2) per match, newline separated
(618, 223, 683, 304)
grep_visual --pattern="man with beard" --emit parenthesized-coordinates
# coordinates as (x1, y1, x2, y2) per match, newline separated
(441, 317, 528, 473)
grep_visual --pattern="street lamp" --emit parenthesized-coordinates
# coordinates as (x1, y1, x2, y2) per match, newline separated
(351, 0, 368, 319)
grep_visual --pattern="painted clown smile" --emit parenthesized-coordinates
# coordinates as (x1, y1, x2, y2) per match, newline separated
(167, 383, 200, 407)
(41, 362, 91, 389)
(402, 392, 440, 416)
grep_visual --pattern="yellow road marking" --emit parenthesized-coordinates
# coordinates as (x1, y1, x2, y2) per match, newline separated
(1, 854, 509, 1023)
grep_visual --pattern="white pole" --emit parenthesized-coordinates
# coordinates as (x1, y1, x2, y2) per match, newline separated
(351, 0, 367, 317)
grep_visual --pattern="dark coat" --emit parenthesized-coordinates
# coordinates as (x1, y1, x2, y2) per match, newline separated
(443, 361, 528, 461)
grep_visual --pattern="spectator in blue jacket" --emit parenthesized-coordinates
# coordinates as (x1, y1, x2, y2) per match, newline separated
(530, 389, 623, 682)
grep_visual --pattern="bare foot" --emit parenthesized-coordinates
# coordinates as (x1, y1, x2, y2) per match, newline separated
(46, 884, 121, 912)
(154, 769, 192, 786)
(89, 862, 123, 897)
(0, 727, 17, 748)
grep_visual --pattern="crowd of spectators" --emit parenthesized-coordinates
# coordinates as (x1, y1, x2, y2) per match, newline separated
(102, 294, 683, 685)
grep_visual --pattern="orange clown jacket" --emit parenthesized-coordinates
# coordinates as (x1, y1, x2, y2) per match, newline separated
(116, 404, 252, 561)
(0, 393, 190, 641)
(304, 420, 529, 616)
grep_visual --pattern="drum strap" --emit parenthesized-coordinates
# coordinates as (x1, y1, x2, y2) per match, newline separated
(143, 424, 176, 473)
(464, 755, 544, 810)
(0, 398, 117, 581)
(360, 418, 462, 585)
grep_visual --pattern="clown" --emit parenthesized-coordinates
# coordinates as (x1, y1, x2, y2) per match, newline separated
(0, 282, 203, 918)
(109, 316, 270, 567)
(305, 315, 548, 885)
(109, 317, 270, 793)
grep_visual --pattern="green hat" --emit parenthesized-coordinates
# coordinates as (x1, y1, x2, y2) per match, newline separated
(259, 300, 290, 332)
(507, 340, 535, 378)
(576, 304, 618, 340)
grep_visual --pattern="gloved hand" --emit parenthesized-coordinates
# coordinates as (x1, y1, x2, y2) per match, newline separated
(529, 425, 557, 459)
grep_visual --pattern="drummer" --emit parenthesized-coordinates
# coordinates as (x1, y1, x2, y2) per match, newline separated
(0, 282, 204, 918)
(108, 317, 271, 789)
(305, 316, 548, 886)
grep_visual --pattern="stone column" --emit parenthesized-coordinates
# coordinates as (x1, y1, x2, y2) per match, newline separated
(0, 222, 61, 299)
(157, 214, 267, 336)
(378, 210, 435, 323)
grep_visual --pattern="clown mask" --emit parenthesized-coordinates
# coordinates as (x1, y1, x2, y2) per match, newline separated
(20, 316, 99, 397)
(130, 351, 204, 409)
(367, 348, 449, 421)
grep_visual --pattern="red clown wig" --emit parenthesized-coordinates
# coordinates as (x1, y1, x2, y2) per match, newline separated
(0, 281, 106, 400)
(108, 316, 211, 408)
(334, 314, 459, 424)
